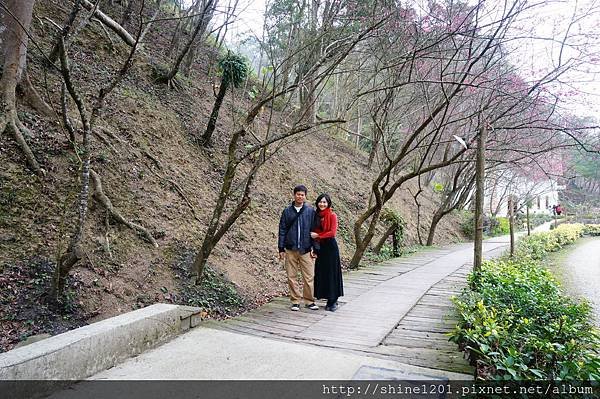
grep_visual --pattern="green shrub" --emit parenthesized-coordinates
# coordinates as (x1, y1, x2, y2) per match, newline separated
(515, 224, 584, 260)
(450, 224, 599, 380)
(459, 210, 475, 239)
(379, 208, 405, 256)
(584, 224, 600, 236)
(529, 213, 553, 228)
(491, 217, 510, 236)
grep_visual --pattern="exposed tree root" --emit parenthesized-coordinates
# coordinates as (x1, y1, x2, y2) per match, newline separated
(92, 128, 118, 153)
(157, 75, 184, 91)
(53, 242, 84, 300)
(151, 64, 184, 90)
(103, 209, 112, 258)
(19, 69, 54, 117)
(90, 169, 158, 247)
(141, 149, 162, 169)
(2, 75, 44, 175)
(1, 111, 44, 175)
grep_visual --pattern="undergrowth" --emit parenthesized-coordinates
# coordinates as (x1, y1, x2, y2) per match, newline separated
(450, 224, 600, 381)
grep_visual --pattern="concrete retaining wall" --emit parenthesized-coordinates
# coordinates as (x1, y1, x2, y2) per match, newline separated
(0, 303, 201, 380)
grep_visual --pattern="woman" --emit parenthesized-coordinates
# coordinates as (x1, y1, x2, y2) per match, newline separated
(310, 193, 344, 311)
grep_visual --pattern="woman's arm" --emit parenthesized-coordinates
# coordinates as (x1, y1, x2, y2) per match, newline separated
(316, 213, 338, 239)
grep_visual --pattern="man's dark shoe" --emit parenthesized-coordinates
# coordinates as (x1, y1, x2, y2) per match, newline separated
(325, 303, 338, 312)
(305, 303, 319, 310)
(291, 304, 300, 311)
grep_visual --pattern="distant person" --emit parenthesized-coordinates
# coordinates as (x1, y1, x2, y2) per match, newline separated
(310, 193, 344, 312)
(556, 204, 563, 216)
(552, 204, 557, 216)
(278, 185, 319, 311)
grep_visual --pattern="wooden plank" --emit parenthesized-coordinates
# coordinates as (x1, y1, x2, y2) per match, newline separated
(233, 315, 307, 333)
(223, 319, 299, 338)
(244, 313, 316, 328)
(383, 337, 456, 350)
(387, 329, 453, 341)
(372, 346, 472, 374)
(402, 315, 460, 323)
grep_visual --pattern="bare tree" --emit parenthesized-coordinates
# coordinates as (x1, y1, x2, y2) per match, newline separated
(344, 0, 596, 268)
(157, 0, 217, 88)
(0, 0, 50, 175)
(52, 1, 153, 298)
(192, 10, 389, 283)
(426, 161, 476, 246)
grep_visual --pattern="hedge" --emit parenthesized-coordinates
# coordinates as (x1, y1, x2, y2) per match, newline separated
(450, 224, 600, 380)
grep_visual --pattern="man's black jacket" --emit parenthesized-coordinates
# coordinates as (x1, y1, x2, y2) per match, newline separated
(278, 202, 317, 254)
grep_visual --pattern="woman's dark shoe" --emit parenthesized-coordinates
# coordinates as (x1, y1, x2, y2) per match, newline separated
(325, 303, 338, 312)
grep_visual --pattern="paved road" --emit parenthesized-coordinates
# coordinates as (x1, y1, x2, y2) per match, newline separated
(555, 237, 600, 325)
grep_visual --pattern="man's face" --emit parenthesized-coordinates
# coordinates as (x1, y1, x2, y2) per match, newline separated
(294, 191, 306, 205)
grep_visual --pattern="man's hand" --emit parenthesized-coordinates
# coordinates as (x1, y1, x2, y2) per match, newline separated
(310, 250, 317, 259)
(279, 251, 285, 261)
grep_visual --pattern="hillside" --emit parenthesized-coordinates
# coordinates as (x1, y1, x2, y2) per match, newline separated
(0, 1, 464, 352)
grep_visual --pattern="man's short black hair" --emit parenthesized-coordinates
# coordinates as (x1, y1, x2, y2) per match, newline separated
(293, 185, 308, 194)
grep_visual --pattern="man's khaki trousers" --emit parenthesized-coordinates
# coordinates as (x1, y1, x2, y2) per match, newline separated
(285, 249, 315, 304)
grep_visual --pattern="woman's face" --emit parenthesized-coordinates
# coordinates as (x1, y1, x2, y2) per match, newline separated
(318, 197, 329, 211)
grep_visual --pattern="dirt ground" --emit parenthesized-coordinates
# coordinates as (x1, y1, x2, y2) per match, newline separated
(0, 1, 465, 352)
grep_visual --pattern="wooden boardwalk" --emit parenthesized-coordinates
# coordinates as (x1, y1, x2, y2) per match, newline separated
(203, 244, 494, 377)
(373, 264, 472, 374)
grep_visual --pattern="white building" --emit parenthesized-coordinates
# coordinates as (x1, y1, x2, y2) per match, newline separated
(484, 172, 562, 217)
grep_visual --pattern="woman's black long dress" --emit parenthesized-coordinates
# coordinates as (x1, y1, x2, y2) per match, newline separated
(314, 237, 344, 303)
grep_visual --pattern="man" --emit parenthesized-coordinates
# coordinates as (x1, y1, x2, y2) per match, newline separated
(278, 185, 319, 311)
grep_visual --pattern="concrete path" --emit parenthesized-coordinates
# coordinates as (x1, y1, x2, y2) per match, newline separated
(552, 237, 600, 325)
(89, 231, 533, 381)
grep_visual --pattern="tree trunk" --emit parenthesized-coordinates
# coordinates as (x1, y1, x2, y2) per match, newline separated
(52, 37, 94, 299)
(167, 16, 183, 57)
(509, 197, 515, 257)
(373, 224, 396, 254)
(80, 0, 136, 46)
(19, 69, 54, 117)
(120, 0, 135, 27)
(349, 206, 383, 269)
(413, 188, 423, 245)
(473, 124, 487, 273)
(181, 1, 214, 77)
(182, 44, 198, 76)
(426, 212, 443, 246)
(163, 0, 215, 84)
(367, 132, 379, 169)
(391, 228, 399, 257)
(0, 0, 43, 175)
(349, 240, 370, 269)
(201, 80, 228, 145)
(193, 130, 255, 282)
(526, 203, 531, 236)
(48, 0, 84, 64)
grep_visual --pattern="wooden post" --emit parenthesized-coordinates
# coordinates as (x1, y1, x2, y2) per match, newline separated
(392, 227, 399, 257)
(473, 124, 487, 273)
(526, 202, 531, 236)
(509, 197, 515, 257)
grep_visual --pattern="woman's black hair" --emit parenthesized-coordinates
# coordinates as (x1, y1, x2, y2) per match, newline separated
(315, 193, 332, 210)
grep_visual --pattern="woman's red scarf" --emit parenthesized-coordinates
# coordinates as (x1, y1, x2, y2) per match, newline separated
(317, 207, 333, 233)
